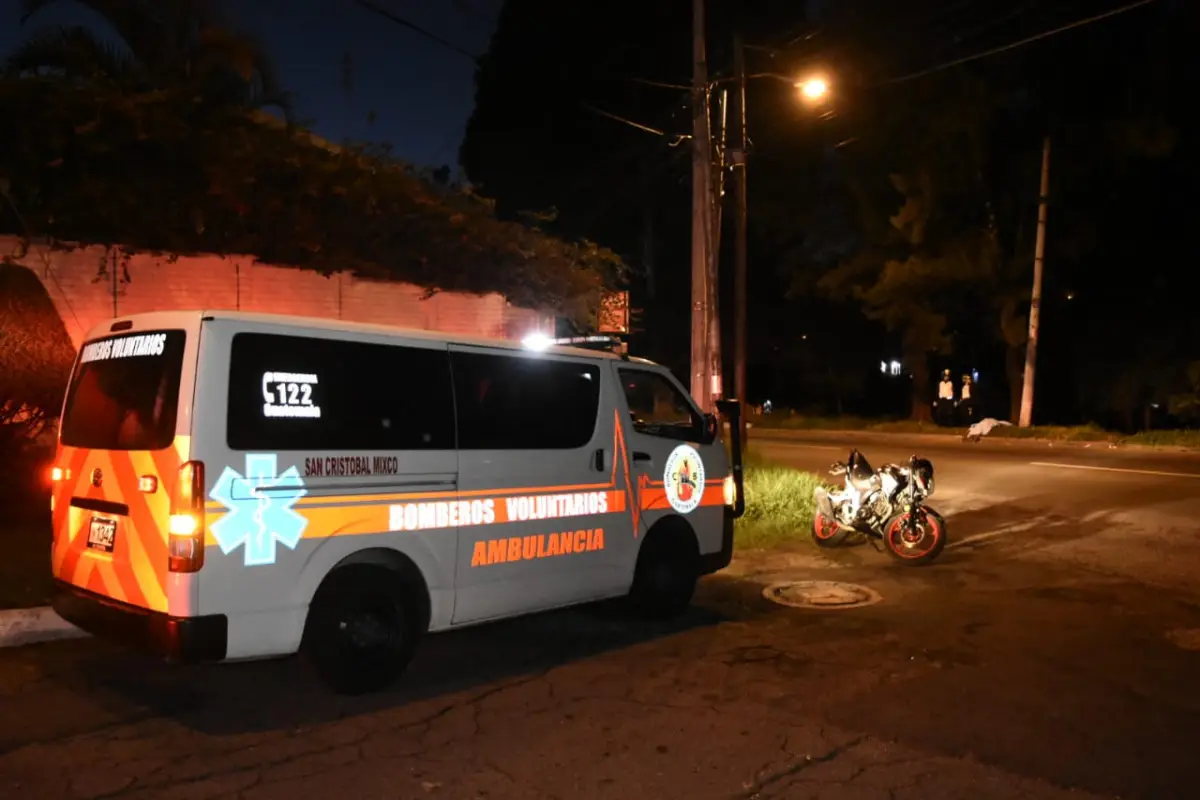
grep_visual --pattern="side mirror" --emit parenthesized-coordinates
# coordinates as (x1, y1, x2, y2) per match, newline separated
(702, 412, 719, 444)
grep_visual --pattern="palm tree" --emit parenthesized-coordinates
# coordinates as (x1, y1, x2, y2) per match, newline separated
(6, 0, 292, 119)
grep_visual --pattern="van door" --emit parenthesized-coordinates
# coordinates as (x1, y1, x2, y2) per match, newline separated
(51, 315, 201, 615)
(611, 365, 727, 555)
(191, 321, 459, 657)
(449, 346, 633, 624)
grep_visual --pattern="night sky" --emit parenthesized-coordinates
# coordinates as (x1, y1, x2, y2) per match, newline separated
(3, 0, 1195, 426)
(0, 0, 499, 171)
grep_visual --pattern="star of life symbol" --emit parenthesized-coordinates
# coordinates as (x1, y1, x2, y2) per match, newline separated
(209, 454, 309, 566)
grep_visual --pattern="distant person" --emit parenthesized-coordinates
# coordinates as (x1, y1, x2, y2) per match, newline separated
(934, 369, 955, 425)
(958, 374, 976, 424)
(762, 399, 773, 415)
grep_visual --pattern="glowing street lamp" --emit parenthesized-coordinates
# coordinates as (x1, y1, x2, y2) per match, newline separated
(795, 75, 830, 103)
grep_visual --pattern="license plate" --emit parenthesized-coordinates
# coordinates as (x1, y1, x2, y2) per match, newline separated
(87, 517, 117, 553)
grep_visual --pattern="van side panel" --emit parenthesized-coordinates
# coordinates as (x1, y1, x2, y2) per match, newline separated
(190, 320, 459, 660)
(448, 346, 635, 625)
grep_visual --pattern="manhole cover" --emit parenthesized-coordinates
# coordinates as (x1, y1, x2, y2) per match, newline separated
(763, 580, 882, 610)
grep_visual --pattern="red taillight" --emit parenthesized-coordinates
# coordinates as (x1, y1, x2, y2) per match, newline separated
(169, 461, 205, 573)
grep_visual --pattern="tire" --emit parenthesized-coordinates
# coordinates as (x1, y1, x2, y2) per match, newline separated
(628, 528, 700, 620)
(882, 507, 947, 566)
(811, 510, 852, 548)
(302, 564, 423, 695)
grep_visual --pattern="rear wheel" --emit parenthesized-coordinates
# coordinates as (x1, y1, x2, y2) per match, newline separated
(628, 528, 700, 619)
(811, 510, 852, 548)
(882, 507, 947, 566)
(303, 564, 423, 695)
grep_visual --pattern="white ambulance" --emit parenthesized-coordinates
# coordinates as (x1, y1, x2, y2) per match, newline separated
(50, 311, 745, 693)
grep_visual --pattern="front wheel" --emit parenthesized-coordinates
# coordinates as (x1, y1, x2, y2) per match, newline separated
(882, 507, 947, 566)
(628, 532, 700, 619)
(811, 510, 852, 548)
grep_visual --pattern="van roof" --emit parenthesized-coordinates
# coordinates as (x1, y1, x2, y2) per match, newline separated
(93, 309, 659, 365)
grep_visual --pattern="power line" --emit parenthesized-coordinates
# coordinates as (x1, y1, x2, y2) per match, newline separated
(352, 0, 481, 63)
(624, 76, 693, 91)
(884, 0, 1160, 85)
(582, 104, 689, 142)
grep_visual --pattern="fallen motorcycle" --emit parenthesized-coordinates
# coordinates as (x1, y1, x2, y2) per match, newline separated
(811, 449, 947, 565)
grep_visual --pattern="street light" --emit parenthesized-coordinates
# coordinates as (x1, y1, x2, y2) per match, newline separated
(795, 75, 830, 102)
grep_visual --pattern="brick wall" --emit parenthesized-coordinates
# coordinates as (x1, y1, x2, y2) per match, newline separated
(3, 236, 553, 347)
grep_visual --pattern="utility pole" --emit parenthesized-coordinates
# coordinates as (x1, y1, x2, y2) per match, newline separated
(1019, 135, 1051, 428)
(690, 0, 714, 411)
(730, 32, 749, 448)
(708, 87, 727, 403)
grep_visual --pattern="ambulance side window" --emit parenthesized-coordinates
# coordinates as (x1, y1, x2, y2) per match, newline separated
(452, 351, 600, 449)
(618, 369, 704, 442)
(227, 333, 455, 451)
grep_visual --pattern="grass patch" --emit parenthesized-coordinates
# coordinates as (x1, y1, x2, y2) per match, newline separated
(734, 448, 821, 550)
(1124, 429, 1200, 449)
(747, 413, 1200, 449)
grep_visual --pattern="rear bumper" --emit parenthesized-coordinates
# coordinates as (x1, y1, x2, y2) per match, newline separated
(52, 581, 227, 664)
(699, 507, 735, 575)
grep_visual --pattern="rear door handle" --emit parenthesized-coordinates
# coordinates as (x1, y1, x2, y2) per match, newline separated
(632, 451, 652, 463)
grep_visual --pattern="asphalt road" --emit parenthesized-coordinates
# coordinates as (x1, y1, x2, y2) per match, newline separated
(3, 433, 1200, 799)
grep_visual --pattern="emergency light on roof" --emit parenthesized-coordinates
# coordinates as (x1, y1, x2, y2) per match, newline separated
(521, 333, 628, 355)
(520, 332, 553, 351)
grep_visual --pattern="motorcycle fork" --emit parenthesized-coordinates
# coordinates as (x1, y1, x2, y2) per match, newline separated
(907, 504, 923, 536)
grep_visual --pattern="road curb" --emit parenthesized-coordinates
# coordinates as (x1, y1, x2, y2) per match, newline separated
(0, 606, 88, 649)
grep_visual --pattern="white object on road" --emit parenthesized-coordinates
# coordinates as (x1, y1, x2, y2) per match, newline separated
(965, 417, 1012, 441)
(0, 606, 87, 649)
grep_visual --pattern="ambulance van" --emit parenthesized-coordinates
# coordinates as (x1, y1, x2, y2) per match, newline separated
(50, 311, 745, 693)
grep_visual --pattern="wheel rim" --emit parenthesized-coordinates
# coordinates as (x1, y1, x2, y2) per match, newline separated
(885, 512, 942, 559)
(338, 599, 403, 653)
(814, 512, 842, 539)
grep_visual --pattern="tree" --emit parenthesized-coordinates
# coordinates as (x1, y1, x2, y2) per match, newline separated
(1169, 362, 1200, 425)
(0, 260, 76, 440)
(7, 0, 291, 119)
(0, 76, 626, 326)
(810, 67, 1000, 420)
(460, 0, 703, 369)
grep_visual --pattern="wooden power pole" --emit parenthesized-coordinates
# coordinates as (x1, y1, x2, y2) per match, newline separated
(690, 0, 714, 411)
(709, 87, 727, 403)
(1019, 135, 1051, 428)
(731, 32, 749, 447)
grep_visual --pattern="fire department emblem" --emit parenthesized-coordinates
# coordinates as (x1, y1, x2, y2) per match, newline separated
(663, 444, 705, 514)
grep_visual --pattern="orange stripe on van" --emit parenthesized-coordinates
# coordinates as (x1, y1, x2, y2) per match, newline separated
(201, 413, 726, 548)
(51, 439, 186, 614)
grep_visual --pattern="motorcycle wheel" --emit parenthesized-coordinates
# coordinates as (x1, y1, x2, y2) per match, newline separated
(881, 507, 947, 566)
(811, 510, 852, 548)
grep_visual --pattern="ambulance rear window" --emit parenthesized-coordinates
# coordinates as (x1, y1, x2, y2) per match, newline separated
(60, 330, 186, 451)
